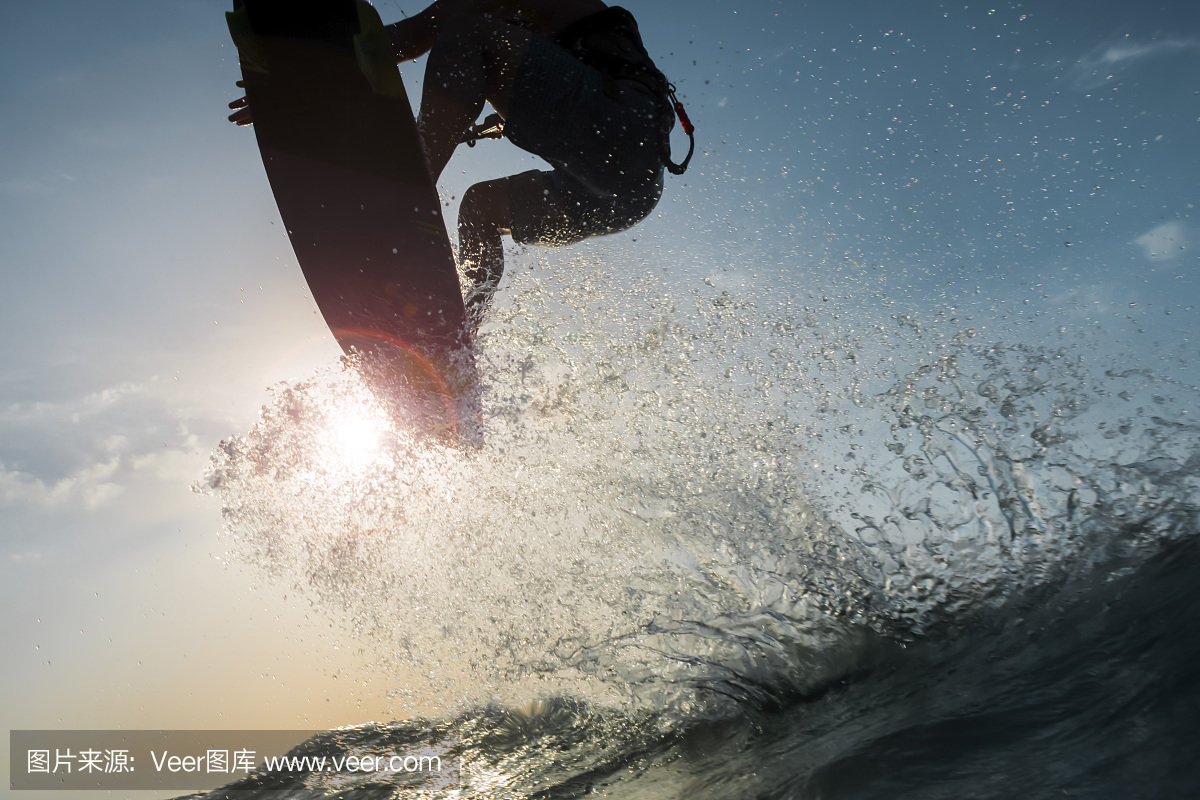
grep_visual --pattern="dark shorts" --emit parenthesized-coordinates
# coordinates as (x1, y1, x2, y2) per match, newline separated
(501, 34, 665, 246)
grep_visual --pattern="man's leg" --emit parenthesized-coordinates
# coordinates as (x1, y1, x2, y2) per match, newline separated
(418, 16, 531, 182)
(458, 178, 512, 318)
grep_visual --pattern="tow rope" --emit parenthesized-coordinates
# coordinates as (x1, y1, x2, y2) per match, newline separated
(665, 83, 694, 176)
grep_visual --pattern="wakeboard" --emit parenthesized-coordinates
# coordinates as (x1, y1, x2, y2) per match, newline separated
(227, 0, 476, 440)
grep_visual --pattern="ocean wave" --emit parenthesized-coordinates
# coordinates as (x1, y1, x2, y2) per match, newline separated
(198, 254, 1200, 727)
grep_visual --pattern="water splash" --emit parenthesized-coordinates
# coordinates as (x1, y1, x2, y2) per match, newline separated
(199, 250, 1200, 719)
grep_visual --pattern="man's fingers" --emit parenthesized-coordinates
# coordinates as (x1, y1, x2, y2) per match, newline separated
(227, 80, 252, 125)
(228, 109, 254, 126)
(227, 94, 253, 125)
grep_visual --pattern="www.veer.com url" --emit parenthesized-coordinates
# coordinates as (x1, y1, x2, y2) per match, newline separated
(249, 752, 444, 775)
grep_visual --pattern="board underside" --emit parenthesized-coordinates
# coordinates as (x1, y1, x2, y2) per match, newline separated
(229, 0, 475, 436)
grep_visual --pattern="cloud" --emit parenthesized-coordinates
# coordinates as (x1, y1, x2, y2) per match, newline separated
(1135, 221, 1189, 262)
(1102, 40, 1197, 66)
(0, 457, 123, 511)
(130, 436, 208, 484)
(0, 378, 207, 513)
(1067, 37, 1200, 89)
(71, 381, 148, 422)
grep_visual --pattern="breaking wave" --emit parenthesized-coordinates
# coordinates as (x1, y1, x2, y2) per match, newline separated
(199, 250, 1200, 728)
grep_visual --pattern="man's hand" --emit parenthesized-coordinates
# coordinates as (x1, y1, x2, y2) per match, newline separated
(228, 80, 253, 126)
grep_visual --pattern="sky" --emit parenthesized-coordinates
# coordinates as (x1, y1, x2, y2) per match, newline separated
(1, 0, 1198, 796)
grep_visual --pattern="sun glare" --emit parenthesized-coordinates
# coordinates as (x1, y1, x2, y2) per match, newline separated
(319, 390, 392, 476)
(332, 414, 383, 468)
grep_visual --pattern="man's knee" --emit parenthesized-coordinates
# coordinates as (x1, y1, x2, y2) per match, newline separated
(459, 181, 511, 233)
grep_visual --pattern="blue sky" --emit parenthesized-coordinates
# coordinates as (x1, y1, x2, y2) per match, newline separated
(2, 0, 1198, 792)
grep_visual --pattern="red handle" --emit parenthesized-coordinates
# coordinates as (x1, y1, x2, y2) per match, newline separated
(668, 86, 694, 136)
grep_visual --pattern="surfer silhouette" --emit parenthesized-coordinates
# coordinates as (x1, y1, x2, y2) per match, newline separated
(230, 0, 692, 324)
(383, 0, 693, 320)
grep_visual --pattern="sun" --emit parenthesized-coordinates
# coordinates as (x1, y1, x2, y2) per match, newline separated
(330, 413, 384, 470)
(316, 383, 393, 478)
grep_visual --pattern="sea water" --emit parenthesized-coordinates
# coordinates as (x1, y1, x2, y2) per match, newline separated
(191, 239, 1200, 799)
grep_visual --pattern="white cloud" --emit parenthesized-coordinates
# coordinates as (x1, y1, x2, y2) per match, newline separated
(1101, 40, 1198, 66)
(1067, 37, 1200, 89)
(1135, 221, 1189, 262)
(130, 436, 208, 484)
(72, 382, 148, 421)
(0, 379, 208, 514)
(0, 456, 123, 510)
